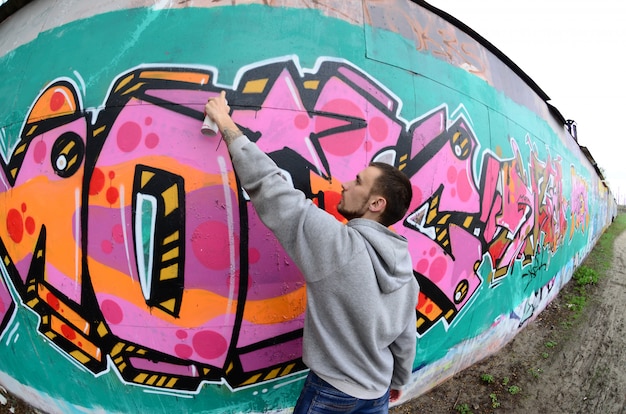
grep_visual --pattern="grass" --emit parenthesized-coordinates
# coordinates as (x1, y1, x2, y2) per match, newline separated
(480, 374, 494, 384)
(507, 385, 521, 395)
(452, 212, 626, 413)
(454, 403, 472, 414)
(544, 340, 557, 348)
(581, 211, 626, 272)
(566, 212, 626, 320)
(489, 393, 500, 408)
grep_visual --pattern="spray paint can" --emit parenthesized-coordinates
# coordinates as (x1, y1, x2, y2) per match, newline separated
(201, 115, 218, 136)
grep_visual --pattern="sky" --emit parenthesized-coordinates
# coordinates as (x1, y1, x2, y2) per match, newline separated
(426, 0, 626, 203)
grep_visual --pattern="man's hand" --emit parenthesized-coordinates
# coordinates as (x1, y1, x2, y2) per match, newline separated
(204, 91, 242, 146)
(389, 388, 402, 403)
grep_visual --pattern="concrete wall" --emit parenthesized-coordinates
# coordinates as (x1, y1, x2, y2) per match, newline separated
(0, 1, 616, 413)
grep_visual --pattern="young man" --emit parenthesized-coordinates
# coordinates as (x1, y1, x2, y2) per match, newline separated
(205, 92, 418, 413)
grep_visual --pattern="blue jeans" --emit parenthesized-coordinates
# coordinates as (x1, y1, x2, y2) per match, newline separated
(293, 371, 390, 414)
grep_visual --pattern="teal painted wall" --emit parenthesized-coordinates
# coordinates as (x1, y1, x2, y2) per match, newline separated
(0, 1, 616, 413)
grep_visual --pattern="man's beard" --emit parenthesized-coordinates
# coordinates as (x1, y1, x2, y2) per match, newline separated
(337, 198, 370, 221)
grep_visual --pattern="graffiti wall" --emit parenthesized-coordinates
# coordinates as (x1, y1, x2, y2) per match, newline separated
(0, 1, 616, 413)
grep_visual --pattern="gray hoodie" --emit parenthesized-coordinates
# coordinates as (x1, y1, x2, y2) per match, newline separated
(228, 135, 418, 400)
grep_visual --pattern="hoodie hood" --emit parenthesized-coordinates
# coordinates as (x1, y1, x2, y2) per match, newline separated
(347, 218, 415, 293)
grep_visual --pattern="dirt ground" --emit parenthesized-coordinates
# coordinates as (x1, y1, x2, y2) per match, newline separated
(392, 229, 626, 414)
(2, 233, 626, 414)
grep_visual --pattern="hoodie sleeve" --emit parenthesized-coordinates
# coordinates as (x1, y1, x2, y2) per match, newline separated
(389, 311, 417, 389)
(227, 135, 352, 282)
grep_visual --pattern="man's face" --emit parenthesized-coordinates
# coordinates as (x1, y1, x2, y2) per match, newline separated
(337, 166, 382, 221)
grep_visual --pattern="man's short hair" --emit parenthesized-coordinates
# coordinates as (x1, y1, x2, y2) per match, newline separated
(369, 162, 413, 227)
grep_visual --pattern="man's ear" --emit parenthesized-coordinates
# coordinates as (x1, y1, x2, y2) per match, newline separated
(369, 196, 387, 213)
